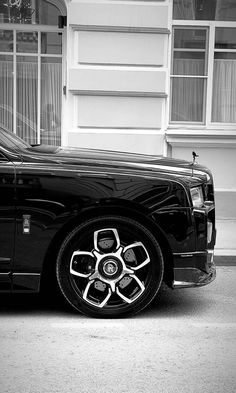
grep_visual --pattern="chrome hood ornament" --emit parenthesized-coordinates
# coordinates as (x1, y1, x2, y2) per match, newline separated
(192, 151, 199, 164)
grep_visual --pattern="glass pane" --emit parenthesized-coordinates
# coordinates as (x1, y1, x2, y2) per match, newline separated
(0, 55, 13, 132)
(173, 51, 206, 75)
(174, 29, 206, 49)
(214, 53, 236, 60)
(0, 0, 61, 25)
(37, 0, 61, 25)
(212, 57, 236, 123)
(0, 1, 35, 24)
(215, 0, 236, 21)
(215, 28, 236, 49)
(17, 31, 38, 53)
(41, 58, 62, 146)
(173, 0, 236, 21)
(16, 56, 38, 144)
(41, 32, 62, 54)
(171, 77, 205, 122)
(0, 30, 13, 52)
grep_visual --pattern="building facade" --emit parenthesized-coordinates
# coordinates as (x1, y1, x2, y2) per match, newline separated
(0, 0, 236, 218)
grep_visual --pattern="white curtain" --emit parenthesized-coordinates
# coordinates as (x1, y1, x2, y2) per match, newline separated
(212, 59, 236, 123)
(0, 58, 61, 145)
(41, 61, 62, 145)
(173, 58, 204, 75)
(172, 58, 236, 123)
(171, 59, 204, 122)
(0, 59, 13, 132)
(17, 60, 38, 144)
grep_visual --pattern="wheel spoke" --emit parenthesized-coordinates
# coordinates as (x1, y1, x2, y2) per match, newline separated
(93, 228, 121, 253)
(70, 251, 96, 278)
(116, 275, 145, 304)
(123, 242, 150, 270)
(83, 280, 112, 308)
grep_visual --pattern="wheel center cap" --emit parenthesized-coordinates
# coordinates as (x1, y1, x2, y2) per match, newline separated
(103, 260, 118, 276)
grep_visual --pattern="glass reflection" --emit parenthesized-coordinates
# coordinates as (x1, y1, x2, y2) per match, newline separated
(171, 78, 205, 122)
(16, 56, 38, 144)
(41, 32, 62, 55)
(17, 31, 38, 53)
(0, 55, 13, 132)
(173, 52, 205, 76)
(173, 0, 236, 21)
(215, 28, 236, 50)
(41, 58, 61, 146)
(0, 30, 13, 52)
(0, 0, 61, 25)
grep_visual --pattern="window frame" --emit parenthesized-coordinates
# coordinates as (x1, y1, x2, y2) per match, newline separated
(170, 19, 236, 130)
(170, 25, 209, 125)
(0, 22, 65, 144)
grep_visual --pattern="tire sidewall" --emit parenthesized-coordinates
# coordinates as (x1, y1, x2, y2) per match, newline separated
(56, 216, 164, 318)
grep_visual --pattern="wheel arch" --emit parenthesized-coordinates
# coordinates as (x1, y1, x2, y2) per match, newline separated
(40, 203, 174, 292)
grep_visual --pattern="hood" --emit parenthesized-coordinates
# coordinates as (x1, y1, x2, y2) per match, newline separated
(26, 145, 211, 185)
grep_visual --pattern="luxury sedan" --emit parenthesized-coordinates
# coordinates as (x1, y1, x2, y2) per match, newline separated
(0, 128, 216, 317)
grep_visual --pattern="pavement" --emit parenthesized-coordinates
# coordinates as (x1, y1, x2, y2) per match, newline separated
(1, 266, 236, 393)
(215, 219, 236, 265)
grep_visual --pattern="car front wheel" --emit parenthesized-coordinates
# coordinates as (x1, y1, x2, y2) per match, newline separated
(56, 216, 164, 318)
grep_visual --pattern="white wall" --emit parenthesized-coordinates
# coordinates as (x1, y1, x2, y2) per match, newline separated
(65, 0, 171, 154)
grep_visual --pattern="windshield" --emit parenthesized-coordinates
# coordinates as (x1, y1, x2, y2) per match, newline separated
(0, 127, 30, 150)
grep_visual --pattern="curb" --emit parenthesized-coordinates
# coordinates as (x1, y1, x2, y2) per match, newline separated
(214, 255, 236, 266)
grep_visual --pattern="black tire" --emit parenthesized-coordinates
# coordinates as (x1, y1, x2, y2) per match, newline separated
(56, 216, 164, 318)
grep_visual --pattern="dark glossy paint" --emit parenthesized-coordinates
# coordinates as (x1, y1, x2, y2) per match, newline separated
(0, 130, 216, 292)
(0, 156, 15, 290)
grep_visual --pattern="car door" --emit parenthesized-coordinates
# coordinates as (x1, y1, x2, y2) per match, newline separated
(0, 150, 16, 291)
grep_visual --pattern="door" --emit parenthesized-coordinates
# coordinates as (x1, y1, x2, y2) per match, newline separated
(0, 151, 16, 291)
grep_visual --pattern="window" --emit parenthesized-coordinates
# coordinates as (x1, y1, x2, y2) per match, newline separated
(212, 28, 236, 123)
(171, 28, 208, 123)
(173, 0, 236, 21)
(171, 0, 236, 126)
(0, 1, 65, 145)
(0, 1, 61, 25)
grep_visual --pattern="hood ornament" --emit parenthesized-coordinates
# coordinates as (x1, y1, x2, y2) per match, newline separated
(192, 151, 199, 164)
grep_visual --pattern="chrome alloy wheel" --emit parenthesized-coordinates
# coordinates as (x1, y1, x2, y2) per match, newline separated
(70, 228, 150, 308)
(56, 216, 164, 317)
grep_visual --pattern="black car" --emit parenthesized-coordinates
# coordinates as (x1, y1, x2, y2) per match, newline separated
(0, 128, 216, 317)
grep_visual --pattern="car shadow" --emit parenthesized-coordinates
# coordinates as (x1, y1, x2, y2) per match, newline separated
(141, 285, 215, 319)
(0, 290, 75, 316)
(0, 285, 213, 319)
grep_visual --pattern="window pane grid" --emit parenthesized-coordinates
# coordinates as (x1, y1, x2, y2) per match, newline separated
(211, 27, 236, 123)
(0, 1, 62, 25)
(0, 27, 62, 144)
(171, 26, 208, 123)
(171, 21, 236, 127)
(173, 0, 236, 21)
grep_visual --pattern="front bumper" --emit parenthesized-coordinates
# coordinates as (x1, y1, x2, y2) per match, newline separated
(172, 249, 216, 288)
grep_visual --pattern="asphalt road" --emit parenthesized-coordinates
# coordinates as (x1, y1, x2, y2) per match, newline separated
(0, 266, 236, 393)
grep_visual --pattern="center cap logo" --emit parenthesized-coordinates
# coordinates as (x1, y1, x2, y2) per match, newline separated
(103, 260, 118, 276)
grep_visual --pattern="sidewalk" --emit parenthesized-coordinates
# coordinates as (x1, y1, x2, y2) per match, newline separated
(214, 219, 236, 265)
